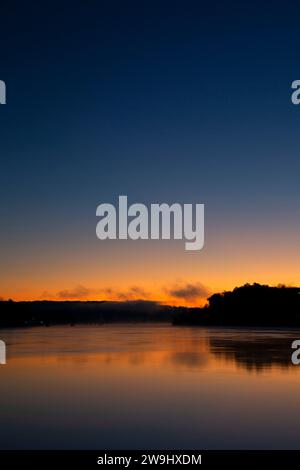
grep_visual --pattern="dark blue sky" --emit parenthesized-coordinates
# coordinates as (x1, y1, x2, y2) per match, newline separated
(1, 0, 300, 301)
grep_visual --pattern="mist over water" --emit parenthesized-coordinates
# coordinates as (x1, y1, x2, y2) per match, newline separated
(0, 324, 300, 449)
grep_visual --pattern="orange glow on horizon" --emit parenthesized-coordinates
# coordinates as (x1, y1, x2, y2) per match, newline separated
(2, 224, 300, 306)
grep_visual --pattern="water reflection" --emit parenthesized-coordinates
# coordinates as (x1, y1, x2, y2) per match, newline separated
(1, 324, 299, 372)
(208, 329, 297, 372)
(1, 324, 300, 449)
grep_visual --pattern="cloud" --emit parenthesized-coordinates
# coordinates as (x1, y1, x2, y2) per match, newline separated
(52, 283, 208, 304)
(116, 286, 149, 301)
(166, 282, 210, 302)
(57, 285, 93, 300)
(54, 285, 150, 301)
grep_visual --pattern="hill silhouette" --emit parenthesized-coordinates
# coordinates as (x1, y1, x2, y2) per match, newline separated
(0, 299, 199, 328)
(173, 283, 300, 327)
(1, 284, 300, 328)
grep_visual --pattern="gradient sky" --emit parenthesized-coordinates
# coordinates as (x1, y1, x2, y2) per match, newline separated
(1, 0, 300, 305)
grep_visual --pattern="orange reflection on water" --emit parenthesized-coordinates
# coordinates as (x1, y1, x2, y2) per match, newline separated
(1, 324, 300, 449)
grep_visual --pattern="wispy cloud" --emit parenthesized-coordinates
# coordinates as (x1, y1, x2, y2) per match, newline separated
(57, 285, 93, 300)
(115, 286, 150, 300)
(166, 282, 210, 302)
(54, 285, 150, 301)
(48, 282, 209, 304)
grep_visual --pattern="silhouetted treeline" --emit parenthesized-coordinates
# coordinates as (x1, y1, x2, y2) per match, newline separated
(2, 284, 300, 328)
(0, 300, 199, 328)
(173, 283, 300, 326)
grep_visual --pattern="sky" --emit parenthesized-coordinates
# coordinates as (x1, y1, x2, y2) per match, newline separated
(1, 0, 300, 305)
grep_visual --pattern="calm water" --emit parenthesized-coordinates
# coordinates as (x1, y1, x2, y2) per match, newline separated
(0, 324, 300, 449)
